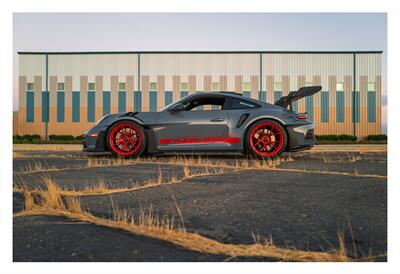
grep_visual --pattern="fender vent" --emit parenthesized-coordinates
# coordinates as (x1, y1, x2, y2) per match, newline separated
(236, 113, 249, 128)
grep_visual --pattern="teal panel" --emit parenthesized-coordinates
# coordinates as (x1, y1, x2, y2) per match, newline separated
(305, 96, 314, 120)
(321, 91, 329, 123)
(72, 92, 80, 122)
(149, 91, 157, 112)
(103, 91, 111, 115)
(180, 91, 189, 99)
(134, 91, 142, 112)
(243, 91, 251, 98)
(336, 91, 345, 123)
(274, 91, 282, 102)
(367, 91, 376, 122)
(87, 91, 95, 122)
(26, 92, 34, 122)
(57, 92, 65, 122)
(42, 91, 49, 122)
(118, 91, 126, 113)
(165, 91, 173, 106)
(258, 91, 266, 102)
(352, 91, 360, 123)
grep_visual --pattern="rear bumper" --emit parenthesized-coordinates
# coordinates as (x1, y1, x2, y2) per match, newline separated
(286, 123, 316, 152)
(82, 130, 107, 152)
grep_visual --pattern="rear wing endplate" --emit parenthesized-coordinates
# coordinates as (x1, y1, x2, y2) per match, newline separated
(274, 86, 322, 110)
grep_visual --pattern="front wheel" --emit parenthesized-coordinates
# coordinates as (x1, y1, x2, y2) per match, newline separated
(106, 121, 147, 158)
(244, 119, 288, 159)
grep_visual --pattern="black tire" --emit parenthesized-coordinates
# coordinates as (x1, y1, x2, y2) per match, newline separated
(244, 119, 288, 159)
(106, 120, 147, 158)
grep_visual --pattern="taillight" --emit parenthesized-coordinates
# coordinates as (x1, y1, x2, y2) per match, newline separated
(295, 115, 308, 120)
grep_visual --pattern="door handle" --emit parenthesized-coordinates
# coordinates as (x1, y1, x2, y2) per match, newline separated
(210, 118, 225, 122)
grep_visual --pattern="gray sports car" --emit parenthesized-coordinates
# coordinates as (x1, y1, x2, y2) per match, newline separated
(83, 86, 321, 158)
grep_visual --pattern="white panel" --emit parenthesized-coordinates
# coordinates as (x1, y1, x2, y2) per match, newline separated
(19, 55, 46, 87)
(263, 54, 353, 91)
(48, 54, 137, 91)
(140, 54, 259, 91)
(356, 53, 381, 90)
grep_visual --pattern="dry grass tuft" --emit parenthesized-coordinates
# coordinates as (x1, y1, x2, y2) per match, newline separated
(323, 153, 362, 163)
(183, 166, 191, 178)
(15, 182, 361, 262)
(64, 195, 83, 213)
(41, 175, 65, 210)
(23, 190, 36, 211)
(19, 161, 59, 174)
(81, 178, 109, 194)
(85, 157, 137, 168)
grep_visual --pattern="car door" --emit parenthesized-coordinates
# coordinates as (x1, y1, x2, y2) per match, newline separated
(155, 96, 230, 151)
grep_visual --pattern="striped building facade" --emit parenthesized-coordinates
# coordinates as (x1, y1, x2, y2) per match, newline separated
(17, 51, 382, 139)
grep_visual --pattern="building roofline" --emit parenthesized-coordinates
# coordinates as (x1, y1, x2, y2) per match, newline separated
(17, 50, 384, 55)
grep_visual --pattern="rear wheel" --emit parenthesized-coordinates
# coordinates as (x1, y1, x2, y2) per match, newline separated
(244, 119, 288, 159)
(106, 121, 146, 158)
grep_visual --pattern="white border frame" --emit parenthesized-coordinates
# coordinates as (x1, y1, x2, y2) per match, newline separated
(1, 1, 398, 274)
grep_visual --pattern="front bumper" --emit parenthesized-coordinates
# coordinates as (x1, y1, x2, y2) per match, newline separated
(286, 123, 316, 152)
(83, 130, 107, 152)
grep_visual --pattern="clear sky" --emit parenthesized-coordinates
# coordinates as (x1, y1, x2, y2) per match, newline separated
(13, 13, 387, 132)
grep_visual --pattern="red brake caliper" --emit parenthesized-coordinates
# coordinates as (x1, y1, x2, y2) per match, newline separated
(250, 123, 283, 156)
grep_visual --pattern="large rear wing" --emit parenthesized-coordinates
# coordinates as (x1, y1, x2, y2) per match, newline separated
(274, 86, 322, 110)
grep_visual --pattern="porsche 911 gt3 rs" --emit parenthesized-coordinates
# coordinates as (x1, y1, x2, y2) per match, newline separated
(83, 86, 322, 158)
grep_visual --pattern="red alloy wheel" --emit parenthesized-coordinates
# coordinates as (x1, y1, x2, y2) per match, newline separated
(249, 122, 284, 157)
(109, 123, 142, 156)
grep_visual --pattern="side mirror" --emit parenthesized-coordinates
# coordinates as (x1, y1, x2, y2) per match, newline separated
(169, 103, 185, 112)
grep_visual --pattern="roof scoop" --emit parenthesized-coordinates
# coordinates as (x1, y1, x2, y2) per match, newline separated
(275, 86, 322, 110)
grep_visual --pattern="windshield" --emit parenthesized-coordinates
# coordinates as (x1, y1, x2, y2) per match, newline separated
(160, 94, 191, 111)
(160, 101, 176, 111)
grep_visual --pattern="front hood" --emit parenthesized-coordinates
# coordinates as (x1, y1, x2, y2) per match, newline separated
(275, 86, 322, 109)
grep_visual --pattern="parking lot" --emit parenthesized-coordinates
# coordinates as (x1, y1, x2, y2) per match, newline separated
(12, 145, 387, 262)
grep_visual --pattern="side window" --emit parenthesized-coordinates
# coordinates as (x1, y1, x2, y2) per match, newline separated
(183, 97, 226, 111)
(230, 98, 259, 110)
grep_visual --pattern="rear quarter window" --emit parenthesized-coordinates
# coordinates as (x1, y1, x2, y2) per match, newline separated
(230, 98, 260, 109)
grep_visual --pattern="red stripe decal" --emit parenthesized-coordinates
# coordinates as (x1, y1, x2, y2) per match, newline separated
(160, 136, 240, 145)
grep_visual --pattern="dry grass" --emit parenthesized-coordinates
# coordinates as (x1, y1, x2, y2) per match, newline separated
(85, 157, 138, 168)
(14, 153, 384, 179)
(142, 155, 385, 179)
(13, 166, 227, 197)
(270, 167, 387, 179)
(323, 153, 362, 163)
(14, 156, 140, 175)
(18, 161, 59, 174)
(14, 182, 364, 262)
(146, 154, 295, 170)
